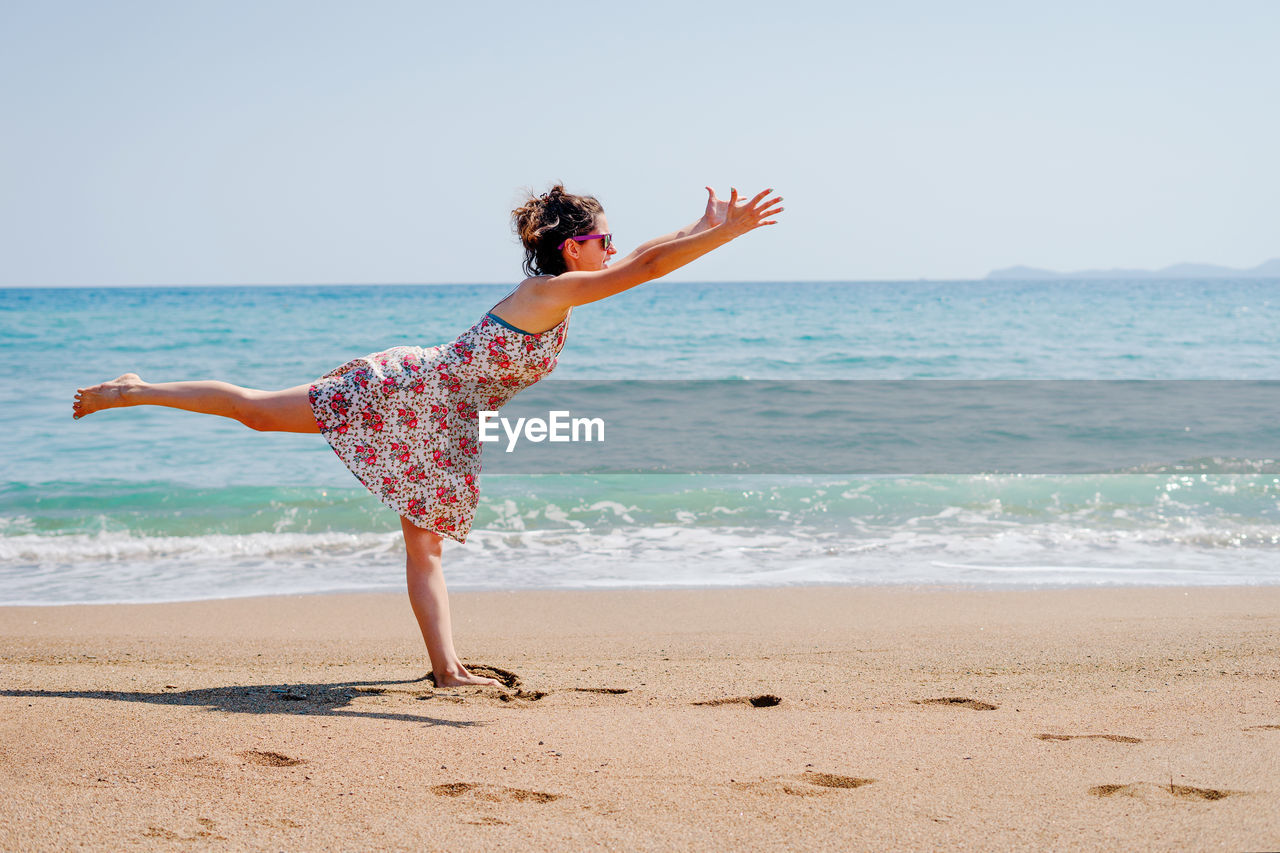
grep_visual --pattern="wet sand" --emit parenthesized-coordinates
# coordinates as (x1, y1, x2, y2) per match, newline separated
(2, 586, 1278, 850)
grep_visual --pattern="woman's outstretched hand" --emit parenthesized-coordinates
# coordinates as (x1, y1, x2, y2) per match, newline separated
(701, 187, 730, 228)
(700, 186, 783, 232)
(715, 187, 784, 238)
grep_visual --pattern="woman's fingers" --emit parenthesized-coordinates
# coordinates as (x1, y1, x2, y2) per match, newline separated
(744, 197, 783, 221)
(728, 190, 781, 210)
(715, 186, 783, 230)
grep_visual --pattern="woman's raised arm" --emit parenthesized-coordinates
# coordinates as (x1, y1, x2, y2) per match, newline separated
(549, 187, 782, 309)
(619, 187, 732, 260)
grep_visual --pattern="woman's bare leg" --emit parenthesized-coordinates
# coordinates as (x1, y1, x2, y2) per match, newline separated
(401, 517, 500, 687)
(73, 374, 318, 433)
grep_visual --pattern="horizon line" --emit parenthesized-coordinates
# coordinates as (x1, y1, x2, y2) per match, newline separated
(7, 275, 1280, 290)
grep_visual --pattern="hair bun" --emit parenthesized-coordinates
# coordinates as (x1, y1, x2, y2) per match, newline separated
(512, 184, 603, 278)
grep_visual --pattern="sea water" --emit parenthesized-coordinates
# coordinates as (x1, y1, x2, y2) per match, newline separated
(2, 280, 1278, 603)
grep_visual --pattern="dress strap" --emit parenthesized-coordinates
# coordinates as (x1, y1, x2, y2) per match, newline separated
(485, 312, 535, 336)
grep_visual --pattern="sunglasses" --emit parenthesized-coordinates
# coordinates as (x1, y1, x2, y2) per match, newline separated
(558, 233, 613, 251)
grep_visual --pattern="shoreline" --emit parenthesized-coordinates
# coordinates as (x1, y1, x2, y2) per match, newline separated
(8, 578, 1280, 609)
(3, 585, 1278, 849)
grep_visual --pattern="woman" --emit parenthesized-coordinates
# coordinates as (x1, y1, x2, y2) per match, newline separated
(72, 184, 783, 686)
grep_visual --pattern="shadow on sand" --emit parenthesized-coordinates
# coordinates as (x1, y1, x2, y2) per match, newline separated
(2, 675, 486, 727)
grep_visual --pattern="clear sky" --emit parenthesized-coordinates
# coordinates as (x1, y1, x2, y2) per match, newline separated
(2, 1, 1276, 286)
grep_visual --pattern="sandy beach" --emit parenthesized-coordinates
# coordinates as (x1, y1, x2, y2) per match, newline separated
(2, 585, 1278, 851)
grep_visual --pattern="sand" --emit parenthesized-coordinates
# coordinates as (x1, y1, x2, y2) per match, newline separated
(2, 585, 1278, 851)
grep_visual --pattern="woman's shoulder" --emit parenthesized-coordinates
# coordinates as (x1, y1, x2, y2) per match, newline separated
(511, 274, 568, 305)
(490, 276, 570, 334)
(519, 274, 557, 289)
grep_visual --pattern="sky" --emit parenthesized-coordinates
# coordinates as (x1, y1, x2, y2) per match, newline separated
(1, 1, 1277, 286)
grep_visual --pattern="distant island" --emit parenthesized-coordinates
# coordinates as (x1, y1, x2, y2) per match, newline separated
(986, 258, 1280, 280)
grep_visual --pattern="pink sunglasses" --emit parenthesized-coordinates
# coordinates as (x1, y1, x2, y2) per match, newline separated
(558, 233, 613, 251)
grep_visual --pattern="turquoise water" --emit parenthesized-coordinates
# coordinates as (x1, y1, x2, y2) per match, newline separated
(2, 280, 1279, 602)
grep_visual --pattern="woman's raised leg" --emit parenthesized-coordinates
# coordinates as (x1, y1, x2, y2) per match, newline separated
(401, 517, 500, 687)
(73, 374, 319, 433)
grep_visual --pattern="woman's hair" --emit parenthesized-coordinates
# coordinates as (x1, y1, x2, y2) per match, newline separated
(511, 184, 604, 277)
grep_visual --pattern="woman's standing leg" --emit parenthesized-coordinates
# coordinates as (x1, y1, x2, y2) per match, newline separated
(73, 374, 318, 433)
(400, 517, 500, 687)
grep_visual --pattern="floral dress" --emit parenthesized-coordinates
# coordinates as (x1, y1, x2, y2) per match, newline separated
(308, 310, 570, 542)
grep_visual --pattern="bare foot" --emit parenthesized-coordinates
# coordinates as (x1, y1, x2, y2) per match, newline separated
(73, 373, 144, 419)
(434, 666, 502, 688)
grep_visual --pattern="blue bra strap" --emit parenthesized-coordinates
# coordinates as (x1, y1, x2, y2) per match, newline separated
(486, 312, 536, 336)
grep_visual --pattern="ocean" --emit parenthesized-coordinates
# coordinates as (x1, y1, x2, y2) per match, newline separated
(2, 280, 1278, 603)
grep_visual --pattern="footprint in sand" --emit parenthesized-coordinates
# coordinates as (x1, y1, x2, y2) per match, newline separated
(913, 697, 998, 711)
(693, 694, 782, 708)
(491, 685, 634, 703)
(497, 690, 548, 702)
(794, 772, 875, 789)
(1089, 782, 1237, 801)
(143, 818, 226, 841)
(736, 772, 875, 797)
(431, 782, 562, 803)
(240, 750, 304, 767)
(1037, 733, 1142, 743)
